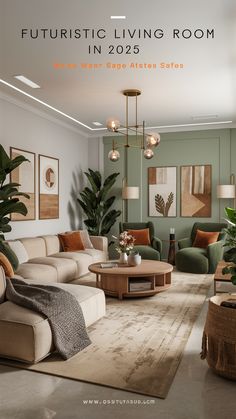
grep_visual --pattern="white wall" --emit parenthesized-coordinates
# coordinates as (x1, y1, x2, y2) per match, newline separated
(88, 136, 104, 173)
(0, 93, 89, 239)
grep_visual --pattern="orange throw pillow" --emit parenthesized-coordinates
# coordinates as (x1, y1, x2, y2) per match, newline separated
(193, 229, 219, 249)
(58, 232, 85, 252)
(0, 252, 14, 278)
(127, 229, 151, 246)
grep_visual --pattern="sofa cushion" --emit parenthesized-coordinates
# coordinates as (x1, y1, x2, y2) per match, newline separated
(58, 232, 85, 252)
(127, 228, 151, 245)
(80, 248, 106, 262)
(20, 238, 47, 259)
(28, 257, 77, 283)
(52, 252, 94, 277)
(24, 280, 106, 328)
(79, 230, 94, 249)
(16, 263, 58, 283)
(175, 247, 208, 274)
(193, 229, 219, 249)
(0, 301, 53, 363)
(40, 235, 60, 256)
(0, 253, 14, 278)
(0, 266, 6, 303)
(51, 283, 106, 327)
(0, 283, 105, 363)
(7, 240, 29, 264)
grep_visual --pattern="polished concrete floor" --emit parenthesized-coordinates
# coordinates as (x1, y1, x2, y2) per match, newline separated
(0, 282, 236, 419)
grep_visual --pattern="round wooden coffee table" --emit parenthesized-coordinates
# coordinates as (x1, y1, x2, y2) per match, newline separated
(89, 260, 173, 300)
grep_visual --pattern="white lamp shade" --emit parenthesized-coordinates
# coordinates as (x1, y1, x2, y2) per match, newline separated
(217, 184, 236, 198)
(122, 186, 139, 199)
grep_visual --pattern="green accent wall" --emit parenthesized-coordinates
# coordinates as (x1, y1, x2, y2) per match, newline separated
(104, 129, 236, 258)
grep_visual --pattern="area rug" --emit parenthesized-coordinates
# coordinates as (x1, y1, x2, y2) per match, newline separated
(1, 271, 212, 398)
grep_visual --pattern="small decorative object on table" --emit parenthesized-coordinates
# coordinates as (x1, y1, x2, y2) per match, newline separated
(168, 227, 176, 265)
(113, 231, 135, 265)
(128, 251, 141, 266)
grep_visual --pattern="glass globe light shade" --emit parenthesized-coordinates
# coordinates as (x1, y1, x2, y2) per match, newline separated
(108, 149, 120, 162)
(146, 132, 160, 147)
(106, 118, 120, 132)
(143, 148, 154, 159)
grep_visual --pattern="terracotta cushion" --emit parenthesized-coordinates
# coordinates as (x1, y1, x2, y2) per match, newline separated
(58, 232, 85, 252)
(65, 230, 94, 249)
(193, 229, 219, 249)
(127, 229, 151, 246)
(0, 253, 14, 278)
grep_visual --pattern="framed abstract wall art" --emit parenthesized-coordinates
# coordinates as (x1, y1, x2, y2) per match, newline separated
(148, 166, 177, 217)
(10, 147, 36, 220)
(39, 154, 59, 219)
(180, 165, 211, 217)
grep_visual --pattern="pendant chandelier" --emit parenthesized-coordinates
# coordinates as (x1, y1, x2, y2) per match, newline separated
(107, 89, 160, 162)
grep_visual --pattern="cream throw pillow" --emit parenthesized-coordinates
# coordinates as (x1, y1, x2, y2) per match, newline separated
(79, 230, 94, 249)
(7, 240, 29, 264)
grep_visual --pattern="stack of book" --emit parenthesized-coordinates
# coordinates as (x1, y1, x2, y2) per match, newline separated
(129, 278, 152, 292)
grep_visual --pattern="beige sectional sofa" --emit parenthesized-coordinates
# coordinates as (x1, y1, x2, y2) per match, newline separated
(0, 233, 108, 363)
(8, 234, 108, 282)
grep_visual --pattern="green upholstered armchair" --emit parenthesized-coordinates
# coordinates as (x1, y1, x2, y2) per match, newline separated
(119, 222, 162, 260)
(176, 222, 227, 274)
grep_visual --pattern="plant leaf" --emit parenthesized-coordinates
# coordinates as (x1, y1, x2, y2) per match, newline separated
(231, 275, 236, 285)
(225, 207, 236, 224)
(155, 194, 165, 216)
(165, 192, 174, 216)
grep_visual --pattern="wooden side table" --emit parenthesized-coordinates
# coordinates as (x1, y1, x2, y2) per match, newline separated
(168, 238, 176, 265)
(214, 260, 232, 295)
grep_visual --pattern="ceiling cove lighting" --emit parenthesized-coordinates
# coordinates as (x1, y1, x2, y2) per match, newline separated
(14, 75, 40, 89)
(107, 89, 160, 162)
(146, 121, 233, 130)
(192, 114, 218, 120)
(0, 79, 104, 131)
(0, 79, 233, 132)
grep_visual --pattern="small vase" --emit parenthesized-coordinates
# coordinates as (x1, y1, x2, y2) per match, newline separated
(119, 252, 128, 264)
(128, 252, 142, 266)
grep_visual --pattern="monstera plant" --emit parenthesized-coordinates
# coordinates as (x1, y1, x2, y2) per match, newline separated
(0, 144, 29, 241)
(77, 169, 121, 236)
(222, 207, 236, 284)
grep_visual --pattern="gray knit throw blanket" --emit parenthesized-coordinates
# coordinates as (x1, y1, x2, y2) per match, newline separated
(6, 278, 91, 360)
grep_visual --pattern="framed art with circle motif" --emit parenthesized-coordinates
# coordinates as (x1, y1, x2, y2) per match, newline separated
(39, 154, 59, 219)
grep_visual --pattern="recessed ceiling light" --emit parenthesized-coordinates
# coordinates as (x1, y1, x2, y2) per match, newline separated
(14, 75, 40, 89)
(110, 16, 126, 19)
(92, 122, 103, 126)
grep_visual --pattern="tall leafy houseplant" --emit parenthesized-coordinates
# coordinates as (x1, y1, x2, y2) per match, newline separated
(77, 169, 121, 236)
(0, 144, 29, 240)
(222, 207, 236, 284)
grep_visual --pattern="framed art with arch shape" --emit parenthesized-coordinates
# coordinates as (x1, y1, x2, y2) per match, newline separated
(39, 154, 59, 219)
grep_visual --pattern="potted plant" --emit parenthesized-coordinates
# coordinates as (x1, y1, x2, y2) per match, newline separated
(77, 169, 121, 237)
(0, 145, 29, 268)
(201, 206, 236, 380)
(222, 207, 236, 282)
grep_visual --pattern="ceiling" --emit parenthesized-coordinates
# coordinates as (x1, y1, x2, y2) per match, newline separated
(0, 0, 236, 135)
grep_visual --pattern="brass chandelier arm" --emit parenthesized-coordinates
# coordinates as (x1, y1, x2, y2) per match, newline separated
(107, 89, 160, 162)
(113, 143, 143, 149)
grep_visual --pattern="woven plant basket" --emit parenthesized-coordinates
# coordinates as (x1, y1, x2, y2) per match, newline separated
(201, 293, 236, 380)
